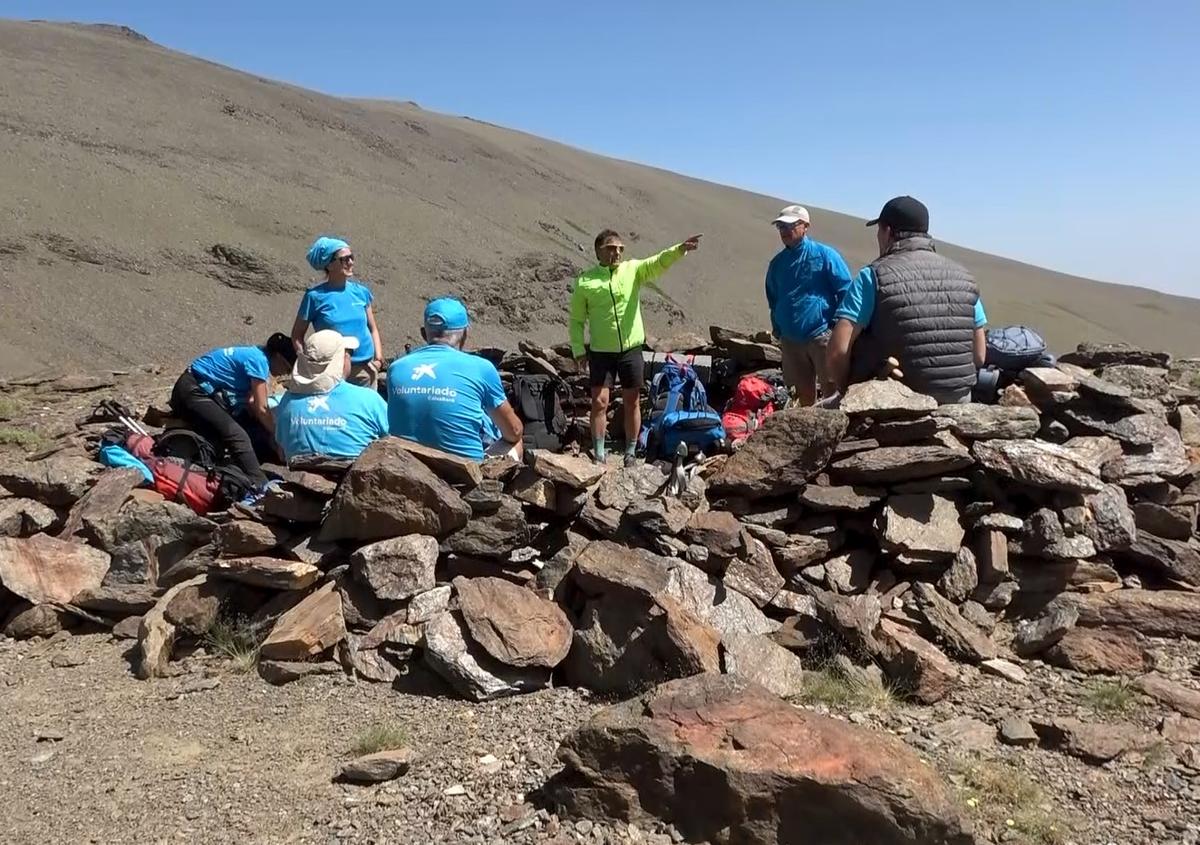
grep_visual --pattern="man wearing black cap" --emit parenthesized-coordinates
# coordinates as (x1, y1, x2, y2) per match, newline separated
(825, 196, 989, 404)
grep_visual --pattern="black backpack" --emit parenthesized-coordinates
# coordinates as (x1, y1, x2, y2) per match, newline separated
(510, 375, 569, 452)
(153, 428, 219, 467)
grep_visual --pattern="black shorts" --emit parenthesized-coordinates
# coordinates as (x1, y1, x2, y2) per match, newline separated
(588, 349, 645, 390)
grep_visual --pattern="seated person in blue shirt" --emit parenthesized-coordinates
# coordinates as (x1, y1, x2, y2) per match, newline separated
(170, 333, 296, 486)
(274, 330, 389, 464)
(826, 196, 988, 405)
(387, 298, 524, 462)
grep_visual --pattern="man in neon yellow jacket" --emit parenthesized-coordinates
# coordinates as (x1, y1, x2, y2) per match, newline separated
(569, 228, 702, 465)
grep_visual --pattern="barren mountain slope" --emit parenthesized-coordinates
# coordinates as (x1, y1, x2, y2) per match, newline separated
(1, 20, 1197, 377)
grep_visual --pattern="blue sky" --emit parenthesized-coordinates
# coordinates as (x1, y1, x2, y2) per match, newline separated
(5, 1, 1198, 297)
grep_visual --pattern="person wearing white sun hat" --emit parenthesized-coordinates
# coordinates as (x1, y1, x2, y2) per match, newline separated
(273, 329, 389, 463)
(764, 204, 854, 405)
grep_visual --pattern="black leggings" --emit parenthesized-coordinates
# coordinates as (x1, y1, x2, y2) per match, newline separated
(169, 370, 267, 486)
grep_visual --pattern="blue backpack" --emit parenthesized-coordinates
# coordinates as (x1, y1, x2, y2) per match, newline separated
(639, 357, 725, 460)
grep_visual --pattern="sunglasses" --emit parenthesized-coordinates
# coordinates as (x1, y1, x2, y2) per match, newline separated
(335, 253, 354, 263)
(600, 243, 624, 252)
(774, 221, 803, 231)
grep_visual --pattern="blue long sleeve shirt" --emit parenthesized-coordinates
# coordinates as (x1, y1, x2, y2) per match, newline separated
(764, 238, 854, 342)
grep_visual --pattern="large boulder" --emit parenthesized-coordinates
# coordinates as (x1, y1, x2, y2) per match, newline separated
(453, 576, 572, 668)
(57, 467, 144, 539)
(720, 631, 806, 699)
(1083, 483, 1137, 552)
(707, 408, 848, 499)
(664, 558, 778, 637)
(320, 439, 470, 541)
(875, 618, 959, 704)
(1074, 589, 1200, 638)
(564, 544, 721, 695)
(1044, 627, 1154, 675)
(547, 674, 976, 845)
(0, 534, 110, 604)
(350, 535, 439, 601)
(972, 439, 1104, 492)
(424, 610, 550, 700)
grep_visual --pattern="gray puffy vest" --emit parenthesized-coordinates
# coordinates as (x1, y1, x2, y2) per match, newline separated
(849, 234, 979, 403)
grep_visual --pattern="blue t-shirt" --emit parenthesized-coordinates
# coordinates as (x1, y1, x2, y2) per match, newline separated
(386, 344, 508, 461)
(765, 238, 854, 342)
(297, 280, 375, 364)
(189, 346, 270, 404)
(835, 266, 988, 328)
(274, 380, 389, 462)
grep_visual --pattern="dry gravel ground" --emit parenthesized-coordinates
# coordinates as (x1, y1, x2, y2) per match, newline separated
(2, 630, 1199, 845)
(3, 20, 1200, 378)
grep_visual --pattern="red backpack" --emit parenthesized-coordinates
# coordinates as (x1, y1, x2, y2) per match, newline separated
(721, 376, 779, 446)
(123, 432, 253, 514)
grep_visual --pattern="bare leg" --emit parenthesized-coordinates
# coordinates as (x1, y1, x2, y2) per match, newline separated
(622, 388, 641, 451)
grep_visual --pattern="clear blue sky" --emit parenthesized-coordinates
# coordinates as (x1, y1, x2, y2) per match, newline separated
(5, 1, 1199, 297)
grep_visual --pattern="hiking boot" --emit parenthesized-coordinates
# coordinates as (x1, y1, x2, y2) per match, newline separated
(623, 452, 638, 468)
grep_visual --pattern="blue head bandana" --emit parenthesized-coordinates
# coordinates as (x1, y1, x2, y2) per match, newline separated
(306, 236, 350, 272)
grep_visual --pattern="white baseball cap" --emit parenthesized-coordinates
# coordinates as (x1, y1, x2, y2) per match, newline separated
(771, 205, 810, 225)
(288, 330, 359, 394)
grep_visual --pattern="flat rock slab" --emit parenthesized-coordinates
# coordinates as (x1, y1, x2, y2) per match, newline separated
(1059, 343, 1170, 370)
(211, 557, 320, 591)
(72, 583, 160, 616)
(830, 446, 974, 485)
(877, 493, 964, 557)
(911, 582, 998, 663)
(257, 659, 342, 686)
(57, 467, 144, 539)
(337, 748, 416, 784)
(1031, 717, 1158, 764)
(0, 455, 101, 507)
(933, 404, 1040, 440)
(214, 520, 291, 557)
(530, 450, 606, 489)
(1136, 675, 1200, 720)
(394, 438, 482, 488)
(797, 484, 883, 513)
(838, 379, 937, 419)
(972, 439, 1104, 492)
(260, 581, 347, 661)
(454, 576, 572, 669)
(707, 408, 848, 499)
(547, 674, 976, 845)
(424, 610, 550, 701)
(1044, 627, 1154, 674)
(1075, 590, 1200, 638)
(0, 534, 110, 604)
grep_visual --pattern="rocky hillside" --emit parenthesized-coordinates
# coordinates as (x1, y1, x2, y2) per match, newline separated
(3, 20, 1200, 378)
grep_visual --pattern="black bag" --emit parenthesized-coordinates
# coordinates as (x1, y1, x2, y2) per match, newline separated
(153, 428, 219, 468)
(510, 375, 569, 452)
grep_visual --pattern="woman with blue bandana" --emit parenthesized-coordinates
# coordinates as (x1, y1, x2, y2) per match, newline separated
(291, 236, 385, 389)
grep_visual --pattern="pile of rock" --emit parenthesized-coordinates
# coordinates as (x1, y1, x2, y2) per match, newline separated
(2, 342, 1199, 704)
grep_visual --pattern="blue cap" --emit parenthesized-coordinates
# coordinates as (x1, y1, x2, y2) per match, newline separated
(424, 297, 470, 331)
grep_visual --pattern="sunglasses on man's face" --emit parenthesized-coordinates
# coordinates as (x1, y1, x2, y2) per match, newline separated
(601, 243, 624, 252)
(775, 221, 803, 232)
(335, 254, 354, 263)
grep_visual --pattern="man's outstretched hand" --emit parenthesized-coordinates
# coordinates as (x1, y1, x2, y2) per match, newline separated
(680, 234, 703, 253)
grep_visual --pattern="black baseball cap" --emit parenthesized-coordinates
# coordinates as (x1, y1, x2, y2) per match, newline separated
(866, 196, 929, 233)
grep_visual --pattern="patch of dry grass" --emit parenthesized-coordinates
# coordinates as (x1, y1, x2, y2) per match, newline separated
(957, 760, 1068, 845)
(0, 425, 49, 452)
(204, 615, 262, 673)
(797, 665, 897, 712)
(351, 724, 408, 757)
(1082, 679, 1137, 717)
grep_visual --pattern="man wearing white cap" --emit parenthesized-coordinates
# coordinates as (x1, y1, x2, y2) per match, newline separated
(764, 204, 853, 405)
(273, 330, 389, 463)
